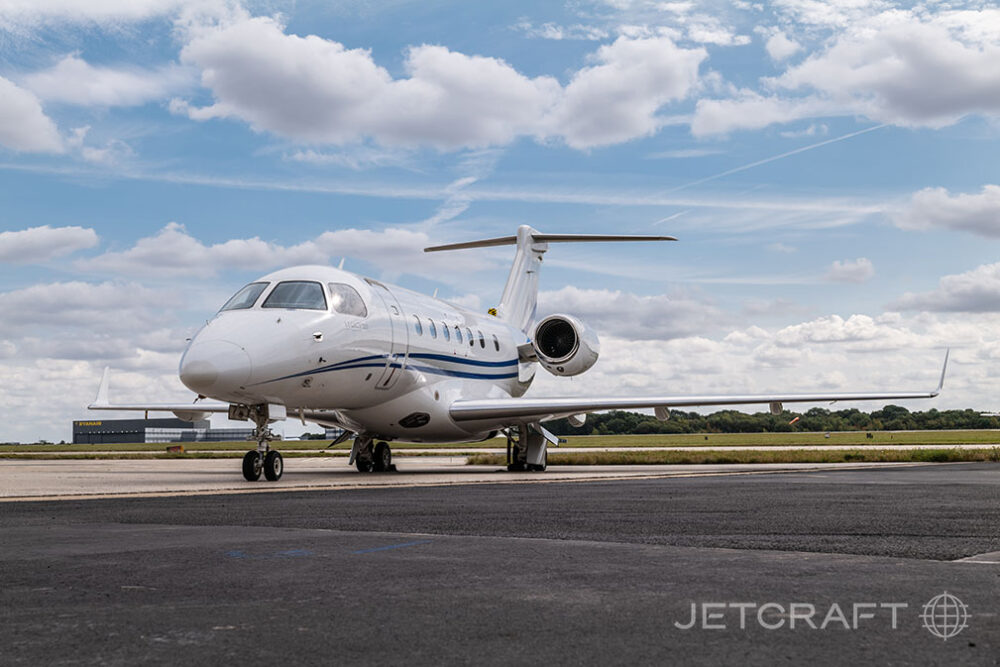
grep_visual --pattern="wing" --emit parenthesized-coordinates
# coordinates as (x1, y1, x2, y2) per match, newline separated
(88, 368, 355, 431)
(450, 351, 949, 427)
(88, 367, 230, 419)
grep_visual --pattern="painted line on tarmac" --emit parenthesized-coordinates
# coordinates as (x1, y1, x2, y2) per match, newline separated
(0, 461, 933, 503)
(953, 550, 1000, 564)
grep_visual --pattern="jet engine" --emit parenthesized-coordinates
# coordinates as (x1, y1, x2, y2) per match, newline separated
(532, 314, 600, 377)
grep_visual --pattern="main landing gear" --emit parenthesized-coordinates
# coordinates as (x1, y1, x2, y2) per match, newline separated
(351, 436, 395, 473)
(505, 426, 548, 472)
(240, 405, 283, 482)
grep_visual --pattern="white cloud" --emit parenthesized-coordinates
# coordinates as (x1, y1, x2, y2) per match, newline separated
(694, 9, 1000, 135)
(0, 0, 226, 29)
(537, 285, 724, 340)
(773, 9, 1000, 128)
(764, 30, 802, 61)
(75, 223, 491, 279)
(24, 55, 193, 107)
(0, 281, 169, 332)
(890, 185, 1000, 238)
(893, 263, 1000, 313)
(174, 15, 706, 150)
(0, 76, 63, 153)
(646, 147, 724, 158)
(513, 21, 609, 41)
(778, 123, 827, 138)
(66, 126, 135, 165)
(691, 89, 834, 136)
(0, 225, 98, 263)
(549, 36, 707, 148)
(825, 257, 874, 284)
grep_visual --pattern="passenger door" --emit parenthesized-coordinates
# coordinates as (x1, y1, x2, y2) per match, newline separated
(366, 280, 409, 390)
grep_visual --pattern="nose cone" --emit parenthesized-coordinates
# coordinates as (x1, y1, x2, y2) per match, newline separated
(179, 339, 252, 396)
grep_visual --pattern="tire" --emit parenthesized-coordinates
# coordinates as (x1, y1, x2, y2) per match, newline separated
(373, 442, 391, 472)
(242, 451, 262, 481)
(263, 450, 283, 481)
(527, 450, 548, 472)
(356, 457, 374, 473)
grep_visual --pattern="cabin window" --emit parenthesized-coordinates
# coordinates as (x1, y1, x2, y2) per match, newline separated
(328, 283, 367, 317)
(220, 282, 268, 311)
(413, 315, 423, 336)
(429, 320, 437, 338)
(454, 326, 462, 343)
(262, 281, 327, 310)
(492, 334, 500, 352)
(442, 323, 450, 341)
(478, 330, 486, 348)
(467, 328, 474, 346)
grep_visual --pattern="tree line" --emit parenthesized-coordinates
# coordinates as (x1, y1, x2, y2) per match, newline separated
(544, 406, 1000, 436)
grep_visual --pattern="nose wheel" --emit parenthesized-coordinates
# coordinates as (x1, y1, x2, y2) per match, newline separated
(242, 449, 284, 481)
(242, 450, 263, 481)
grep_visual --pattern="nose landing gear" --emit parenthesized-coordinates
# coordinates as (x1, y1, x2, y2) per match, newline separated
(239, 404, 284, 482)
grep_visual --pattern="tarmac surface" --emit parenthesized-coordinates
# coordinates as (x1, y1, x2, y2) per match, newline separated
(2, 461, 999, 664)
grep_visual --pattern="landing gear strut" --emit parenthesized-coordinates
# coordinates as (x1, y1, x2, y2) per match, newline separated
(239, 404, 284, 482)
(506, 426, 548, 472)
(350, 436, 395, 473)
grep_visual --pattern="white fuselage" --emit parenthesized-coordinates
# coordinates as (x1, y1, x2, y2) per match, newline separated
(179, 266, 535, 442)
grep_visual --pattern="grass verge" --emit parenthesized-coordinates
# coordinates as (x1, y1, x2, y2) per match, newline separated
(466, 447, 1000, 466)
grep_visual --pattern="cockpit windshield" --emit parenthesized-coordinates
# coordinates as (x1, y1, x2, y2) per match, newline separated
(219, 282, 269, 311)
(262, 281, 328, 310)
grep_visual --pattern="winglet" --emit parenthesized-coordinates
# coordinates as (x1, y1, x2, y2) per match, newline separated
(91, 366, 111, 408)
(934, 348, 950, 396)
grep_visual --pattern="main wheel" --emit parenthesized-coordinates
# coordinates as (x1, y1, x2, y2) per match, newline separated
(373, 442, 392, 472)
(528, 449, 548, 472)
(356, 456, 374, 473)
(242, 451, 262, 481)
(263, 450, 283, 481)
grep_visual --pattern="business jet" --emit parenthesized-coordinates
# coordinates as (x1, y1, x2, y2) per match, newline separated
(90, 226, 948, 481)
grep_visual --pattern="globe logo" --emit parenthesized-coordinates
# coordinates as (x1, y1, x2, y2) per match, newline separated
(920, 592, 969, 640)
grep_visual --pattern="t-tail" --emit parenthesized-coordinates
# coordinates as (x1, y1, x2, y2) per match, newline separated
(424, 225, 676, 332)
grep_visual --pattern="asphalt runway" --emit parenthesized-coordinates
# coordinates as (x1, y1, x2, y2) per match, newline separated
(2, 463, 999, 665)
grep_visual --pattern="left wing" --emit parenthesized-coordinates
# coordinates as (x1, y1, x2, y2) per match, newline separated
(450, 351, 949, 426)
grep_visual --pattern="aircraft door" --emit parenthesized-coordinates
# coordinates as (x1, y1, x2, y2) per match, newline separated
(366, 280, 409, 390)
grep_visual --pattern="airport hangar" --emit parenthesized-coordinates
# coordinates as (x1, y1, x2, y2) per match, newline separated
(71, 418, 343, 445)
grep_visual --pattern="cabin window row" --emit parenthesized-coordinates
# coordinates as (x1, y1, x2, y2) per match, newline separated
(412, 316, 500, 351)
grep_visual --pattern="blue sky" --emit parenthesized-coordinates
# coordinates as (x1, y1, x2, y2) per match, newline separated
(1, 0, 999, 442)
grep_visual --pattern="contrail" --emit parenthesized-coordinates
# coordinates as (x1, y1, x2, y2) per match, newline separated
(664, 123, 889, 194)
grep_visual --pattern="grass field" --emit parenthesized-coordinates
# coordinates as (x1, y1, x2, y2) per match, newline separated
(7, 430, 1000, 453)
(4, 431, 1000, 464)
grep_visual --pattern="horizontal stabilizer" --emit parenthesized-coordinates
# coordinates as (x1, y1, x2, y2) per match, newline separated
(424, 232, 676, 252)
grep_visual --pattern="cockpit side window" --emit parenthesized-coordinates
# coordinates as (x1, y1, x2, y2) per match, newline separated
(328, 283, 368, 317)
(220, 282, 269, 311)
(262, 281, 327, 310)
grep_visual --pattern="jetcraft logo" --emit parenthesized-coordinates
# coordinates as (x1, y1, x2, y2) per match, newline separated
(674, 592, 969, 638)
(920, 592, 969, 641)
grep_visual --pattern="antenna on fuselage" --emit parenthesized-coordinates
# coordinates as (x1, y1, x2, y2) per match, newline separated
(337, 257, 345, 270)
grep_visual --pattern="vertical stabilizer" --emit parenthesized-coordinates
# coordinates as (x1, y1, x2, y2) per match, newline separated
(497, 225, 546, 332)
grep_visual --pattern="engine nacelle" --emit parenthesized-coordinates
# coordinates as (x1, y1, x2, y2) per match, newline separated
(532, 314, 600, 377)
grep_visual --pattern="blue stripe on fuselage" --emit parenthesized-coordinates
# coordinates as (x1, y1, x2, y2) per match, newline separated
(255, 352, 519, 385)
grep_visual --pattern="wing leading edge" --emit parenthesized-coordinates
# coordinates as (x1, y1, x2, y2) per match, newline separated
(449, 351, 949, 426)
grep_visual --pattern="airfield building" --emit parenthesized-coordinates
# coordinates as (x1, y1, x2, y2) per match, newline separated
(72, 418, 254, 445)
